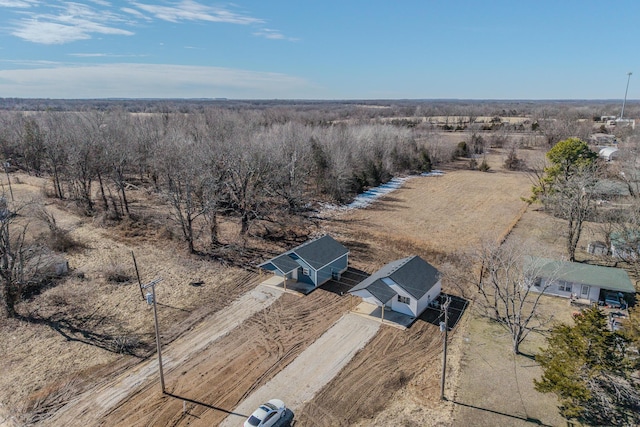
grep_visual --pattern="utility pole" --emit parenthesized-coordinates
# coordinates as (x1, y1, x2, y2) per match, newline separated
(621, 72, 632, 120)
(440, 296, 451, 401)
(143, 278, 165, 394)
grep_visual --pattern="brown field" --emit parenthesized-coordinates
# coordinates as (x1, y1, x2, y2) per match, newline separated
(0, 150, 576, 426)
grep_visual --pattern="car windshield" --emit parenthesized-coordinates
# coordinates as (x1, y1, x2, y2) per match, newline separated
(246, 415, 262, 426)
(263, 402, 277, 411)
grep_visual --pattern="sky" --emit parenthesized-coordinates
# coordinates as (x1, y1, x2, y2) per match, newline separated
(0, 0, 638, 100)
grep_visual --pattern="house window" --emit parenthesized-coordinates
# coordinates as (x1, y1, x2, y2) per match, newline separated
(558, 281, 572, 292)
(302, 268, 310, 276)
(397, 295, 410, 304)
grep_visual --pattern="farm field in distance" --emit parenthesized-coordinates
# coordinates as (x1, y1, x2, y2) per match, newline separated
(0, 98, 638, 427)
(0, 147, 575, 426)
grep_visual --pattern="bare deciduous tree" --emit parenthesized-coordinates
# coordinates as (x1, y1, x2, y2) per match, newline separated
(474, 238, 557, 354)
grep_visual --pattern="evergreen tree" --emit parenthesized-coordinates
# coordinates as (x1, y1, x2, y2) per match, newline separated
(535, 306, 640, 425)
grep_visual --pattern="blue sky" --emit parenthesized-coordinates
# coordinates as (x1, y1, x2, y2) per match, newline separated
(0, 0, 638, 99)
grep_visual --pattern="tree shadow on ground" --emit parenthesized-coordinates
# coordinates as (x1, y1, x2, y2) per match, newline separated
(16, 313, 149, 357)
(451, 399, 552, 426)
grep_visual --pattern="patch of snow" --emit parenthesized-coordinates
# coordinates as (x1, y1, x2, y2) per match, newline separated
(319, 171, 445, 214)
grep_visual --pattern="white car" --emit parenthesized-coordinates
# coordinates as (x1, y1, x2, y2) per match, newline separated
(244, 399, 286, 427)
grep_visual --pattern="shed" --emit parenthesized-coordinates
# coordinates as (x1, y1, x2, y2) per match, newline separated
(349, 256, 441, 318)
(259, 234, 349, 288)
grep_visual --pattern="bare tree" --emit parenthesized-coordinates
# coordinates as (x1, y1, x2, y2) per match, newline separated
(0, 198, 50, 318)
(474, 238, 557, 354)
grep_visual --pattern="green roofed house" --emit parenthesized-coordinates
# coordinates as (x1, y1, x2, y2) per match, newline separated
(527, 257, 636, 303)
(259, 234, 349, 290)
(349, 256, 441, 318)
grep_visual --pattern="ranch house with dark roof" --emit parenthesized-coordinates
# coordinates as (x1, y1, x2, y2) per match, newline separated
(349, 255, 441, 318)
(259, 234, 349, 288)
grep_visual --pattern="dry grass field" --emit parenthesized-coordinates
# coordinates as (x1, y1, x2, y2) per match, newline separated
(0, 148, 577, 426)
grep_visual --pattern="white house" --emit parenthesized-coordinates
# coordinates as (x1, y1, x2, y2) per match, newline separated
(527, 257, 635, 303)
(349, 256, 441, 318)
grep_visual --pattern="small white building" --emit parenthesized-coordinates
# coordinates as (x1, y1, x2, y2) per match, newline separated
(527, 257, 635, 304)
(349, 256, 441, 318)
(599, 146, 620, 161)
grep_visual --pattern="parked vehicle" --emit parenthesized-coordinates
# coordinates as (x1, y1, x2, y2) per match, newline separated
(244, 399, 286, 427)
(603, 291, 624, 308)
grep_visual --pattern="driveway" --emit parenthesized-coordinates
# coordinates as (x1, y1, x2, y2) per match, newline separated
(220, 313, 381, 426)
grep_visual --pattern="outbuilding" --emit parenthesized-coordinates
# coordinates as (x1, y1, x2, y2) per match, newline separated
(349, 255, 441, 318)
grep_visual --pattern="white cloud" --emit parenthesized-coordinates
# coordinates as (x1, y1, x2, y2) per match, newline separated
(132, 0, 263, 24)
(10, 1, 135, 44)
(121, 6, 150, 20)
(253, 28, 285, 40)
(0, 63, 318, 98)
(252, 28, 298, 41)
(0, 0, 38, 7)
(13, 19, 134, 44)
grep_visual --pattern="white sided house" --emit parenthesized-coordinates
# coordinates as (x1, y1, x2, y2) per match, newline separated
(527, 257, 635, 303)
(259, 234, 349, 288)
(349, 256, 441, 318)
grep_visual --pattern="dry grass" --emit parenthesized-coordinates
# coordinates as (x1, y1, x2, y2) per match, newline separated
(1, 149, 571, 427)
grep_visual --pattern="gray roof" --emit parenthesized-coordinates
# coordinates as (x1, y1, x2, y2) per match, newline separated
(350, 255, 440, 300)
(265, 253, 300, 274)
(259, 234, 349, 272)
(527, 257, 636, 294)
(361, 278, 397, 305)
(291, 235, 349, 270)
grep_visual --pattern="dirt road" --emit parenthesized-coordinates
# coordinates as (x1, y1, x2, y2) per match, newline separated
(220, 313, 381, 426)
(47, 285, 283, 425)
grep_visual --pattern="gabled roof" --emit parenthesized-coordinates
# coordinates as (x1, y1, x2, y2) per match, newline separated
(358, 278, 397, 305)
(528, 257, 636, 294)
(259, 234, 349, 272)
(291, 234, 349, 270)
(350, 255, 440, 300)
(264, 253, 300, 274)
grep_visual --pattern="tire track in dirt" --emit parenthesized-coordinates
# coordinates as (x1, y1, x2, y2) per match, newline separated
(46, 285, 284, 426)
(219, 313, 381, 426)
(97, 289, 353, 426)
(295, 319, 444, 426)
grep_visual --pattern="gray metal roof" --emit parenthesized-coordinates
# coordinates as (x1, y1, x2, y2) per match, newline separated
(527, 257, 636, 294)
(350, 255, 440, 300)
(291, 235, 349, 270)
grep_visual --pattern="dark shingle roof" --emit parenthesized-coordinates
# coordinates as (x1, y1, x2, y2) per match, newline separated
(350, 255, 440, 300)
(292, 235, 349, 270)
(264, 253, 300, 274)
(362, 278, 397, 305)
(259, 234, 349, 273)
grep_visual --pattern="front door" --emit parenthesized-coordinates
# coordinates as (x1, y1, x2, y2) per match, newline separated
(581, 285, 590, 298)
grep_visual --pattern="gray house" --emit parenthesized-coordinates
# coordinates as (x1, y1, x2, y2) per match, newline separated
(349, 256, 441, 318)
(259, 234, 349, 288)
